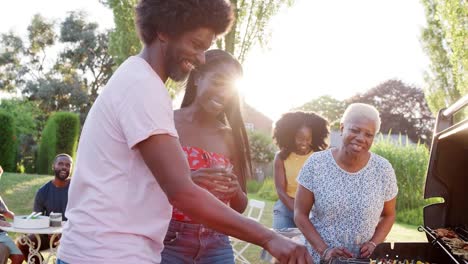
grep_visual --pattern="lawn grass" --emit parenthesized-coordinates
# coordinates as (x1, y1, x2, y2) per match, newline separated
(0, 173, 427, 263)
(0, 172, 52, 216)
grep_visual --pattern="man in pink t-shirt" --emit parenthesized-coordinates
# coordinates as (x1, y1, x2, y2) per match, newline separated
(57, 1, 312, 264)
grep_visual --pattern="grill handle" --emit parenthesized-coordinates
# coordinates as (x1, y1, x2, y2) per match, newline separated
(443, 95, 468, 118)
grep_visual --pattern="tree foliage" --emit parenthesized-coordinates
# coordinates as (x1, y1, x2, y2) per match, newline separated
(0, 99, 46, 172)
(37, 112, 80, 175)
(0, 12, 114, 123)
(0, 111, 16, 172)
(347, 79, 435, 145)
(0, 33, 25, 92)
(248, 130, 276, 164)
(420, 0, 467, 114)
(218, 0, 294, 63)
(101, 0, 141, 66)
(294, 95, 345, 124)
(101, 0, 294, 64)
(0, 99, 44, 140)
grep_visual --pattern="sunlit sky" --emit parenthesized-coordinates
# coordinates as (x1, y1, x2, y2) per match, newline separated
(0, 0, 429, 121)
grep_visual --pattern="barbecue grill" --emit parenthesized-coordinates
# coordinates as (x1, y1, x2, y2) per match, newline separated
(331, 95, 468, 264)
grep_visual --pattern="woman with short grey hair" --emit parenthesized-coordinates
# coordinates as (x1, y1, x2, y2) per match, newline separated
(294, 103, 398, 263)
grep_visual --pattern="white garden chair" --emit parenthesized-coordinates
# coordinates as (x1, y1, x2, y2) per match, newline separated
(231, 199, 266, 264)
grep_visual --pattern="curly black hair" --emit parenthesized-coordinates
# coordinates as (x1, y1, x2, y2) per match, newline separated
(135, 0, 234, 45)
(181, 49, 252, 190)
(273, 111, 329, 160)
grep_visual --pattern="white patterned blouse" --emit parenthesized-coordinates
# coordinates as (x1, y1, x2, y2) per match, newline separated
(297, 149, 398, 263)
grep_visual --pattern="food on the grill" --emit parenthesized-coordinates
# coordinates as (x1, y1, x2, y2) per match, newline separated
(434, 228, 458, 238)
(452, 248, 468, 260)
(368, 258, 431, 264)
(436, 231, 468, 260)
(442, 237, 467, 248)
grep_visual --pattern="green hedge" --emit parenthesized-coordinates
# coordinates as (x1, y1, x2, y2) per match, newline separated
(37, 112, 80, 174)
(0, 111, 16, 172)
(257, 178, 278, 201)
(371, 134, 430, 225)
(247, 179, 264, 194)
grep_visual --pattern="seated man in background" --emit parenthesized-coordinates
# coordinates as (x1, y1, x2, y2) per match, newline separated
(0, 166, 25, 264)
(17, 154, 72, 262)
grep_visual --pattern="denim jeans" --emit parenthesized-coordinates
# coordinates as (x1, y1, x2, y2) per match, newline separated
(272, 199, 296, 230)
(161, 220, 234, 264)
(56, 259, 69, 264)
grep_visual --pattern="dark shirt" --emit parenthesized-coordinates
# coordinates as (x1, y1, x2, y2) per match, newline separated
(33, 181, 69, 221)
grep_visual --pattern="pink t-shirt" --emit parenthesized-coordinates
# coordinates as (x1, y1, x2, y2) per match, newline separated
(58, 56, 178, 264)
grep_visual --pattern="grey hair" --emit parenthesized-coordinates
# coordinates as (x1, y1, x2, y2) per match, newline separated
(341, 103, 381, 132)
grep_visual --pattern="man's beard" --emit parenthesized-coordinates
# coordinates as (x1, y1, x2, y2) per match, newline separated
(54, 169, 69, 181)
(165, 44, 190, 82)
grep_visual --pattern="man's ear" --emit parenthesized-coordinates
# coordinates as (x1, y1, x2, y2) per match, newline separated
(158, 32, 170, 43)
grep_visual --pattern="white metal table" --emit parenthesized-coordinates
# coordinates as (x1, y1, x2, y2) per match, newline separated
(0, 224, 62, 264)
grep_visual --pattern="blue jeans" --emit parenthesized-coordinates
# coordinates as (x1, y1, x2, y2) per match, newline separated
(56, 259, 69, 264)
(161, 220, 234, 264)
(272, 199, 296, 229)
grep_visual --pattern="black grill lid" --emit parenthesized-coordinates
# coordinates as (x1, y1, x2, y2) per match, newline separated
(424, 96, 468, 229)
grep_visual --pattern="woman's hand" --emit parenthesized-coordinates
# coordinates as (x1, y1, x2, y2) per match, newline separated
(212, 172, 242, 200)
(190, 168, 232, 194)
(359, 241, 377, 258)
(322, 247, 353, 261)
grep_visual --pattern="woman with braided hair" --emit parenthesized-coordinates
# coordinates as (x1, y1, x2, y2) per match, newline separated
(161, 49, 252, 264)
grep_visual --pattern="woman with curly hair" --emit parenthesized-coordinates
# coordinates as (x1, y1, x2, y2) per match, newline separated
(272, 111, 329, 230)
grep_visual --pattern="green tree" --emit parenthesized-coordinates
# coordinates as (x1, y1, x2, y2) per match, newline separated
(0, 12, 114, 123)
(347, 79, 435, 145)
(420, 0, 467, 114)
(0, 111, 16, 172)
(101, 0, 294, 64)
(0, 33, 25, 92)
(248, 130, 276, 164)
(219, 0, 294, 63)
(0, 99, 47, 173)
(0, 99, 43, 140)
(294, 95, 345, 124)
(0, 14, 55, 93)
(100, 0, 141, 66)
(37, 112, 80, 175)
(56, 11, 115, 119)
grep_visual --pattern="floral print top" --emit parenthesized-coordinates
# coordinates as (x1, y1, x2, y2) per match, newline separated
(171, 146, 232, 222)
(297, 149, 398, 263)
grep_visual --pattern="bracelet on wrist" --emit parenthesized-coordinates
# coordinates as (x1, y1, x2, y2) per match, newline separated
(367, 241, 377, 248)
(321, 247, 332, 259)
